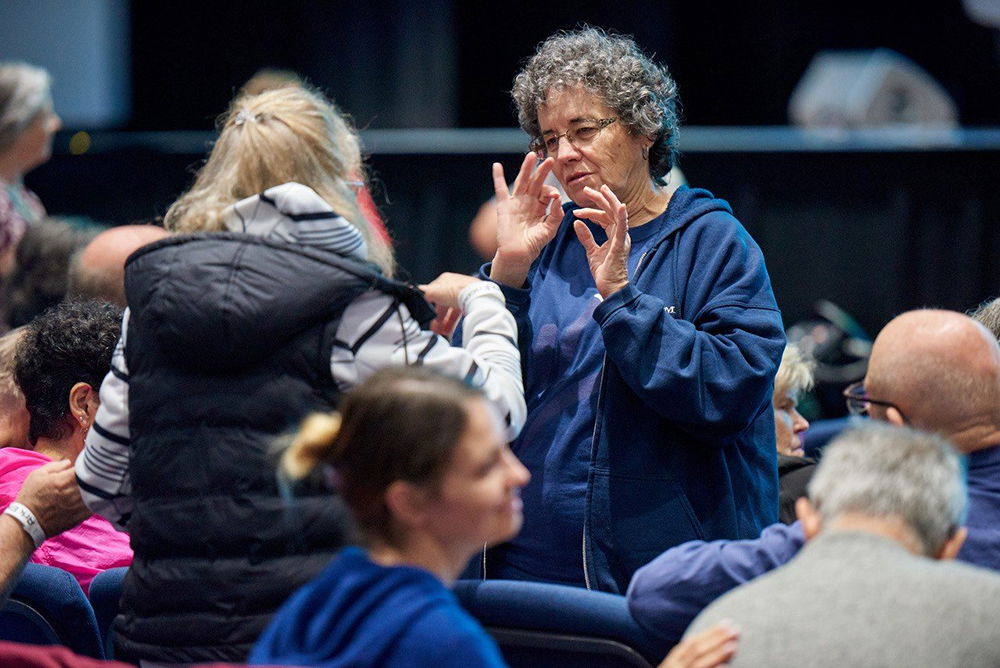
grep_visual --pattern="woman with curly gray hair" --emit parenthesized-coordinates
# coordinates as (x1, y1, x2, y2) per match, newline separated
(480, 27, 785, 593)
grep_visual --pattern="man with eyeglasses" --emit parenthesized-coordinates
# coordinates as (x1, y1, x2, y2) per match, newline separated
(626, 308, 1000, 646)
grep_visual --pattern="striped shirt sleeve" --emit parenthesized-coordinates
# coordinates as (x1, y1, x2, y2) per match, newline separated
(331, 281, 526, 440)
(75, 309, 133, 531)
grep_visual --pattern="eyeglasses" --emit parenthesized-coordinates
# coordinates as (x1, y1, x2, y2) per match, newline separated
(842, 382, 907, 421)
(529, 117, 618, 159)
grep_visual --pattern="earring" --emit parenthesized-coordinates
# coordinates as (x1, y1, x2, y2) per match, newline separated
(642, 146, 649, 161)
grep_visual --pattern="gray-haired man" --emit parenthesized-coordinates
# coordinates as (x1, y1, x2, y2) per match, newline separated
(687, 423, 1000, 667)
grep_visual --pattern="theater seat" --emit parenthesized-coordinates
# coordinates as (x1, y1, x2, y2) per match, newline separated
(0, 563, 104, 659)
(453, 579, 667, 667)
(87, 567, 128, 660)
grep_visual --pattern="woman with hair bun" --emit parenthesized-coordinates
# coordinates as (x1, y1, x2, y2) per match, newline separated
(481, 27, 785, 592)
(75, 84, 526, 663)
(250, 366, 528, 668)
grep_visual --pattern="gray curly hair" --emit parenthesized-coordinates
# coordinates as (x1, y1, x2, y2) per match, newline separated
(512, 27, 680, 184)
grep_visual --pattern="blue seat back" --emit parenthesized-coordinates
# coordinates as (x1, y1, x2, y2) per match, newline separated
(0, 563, 104, 659)
(453, 579, 668, 667)
(802, 416, 854, 459)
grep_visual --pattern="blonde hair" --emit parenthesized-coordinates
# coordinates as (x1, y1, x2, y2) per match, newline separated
(775, 342, 815, 398)
(164, 86, 393, 275)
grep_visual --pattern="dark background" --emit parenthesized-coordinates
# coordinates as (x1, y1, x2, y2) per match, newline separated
(126, 0, 1000, 130)
(22, 0, 1000, 341)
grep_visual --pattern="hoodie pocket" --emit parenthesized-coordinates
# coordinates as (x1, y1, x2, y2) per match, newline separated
(593, 471, 705, 575)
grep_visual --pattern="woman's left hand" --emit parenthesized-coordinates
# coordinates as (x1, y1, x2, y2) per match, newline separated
(573, 185, 631, 299)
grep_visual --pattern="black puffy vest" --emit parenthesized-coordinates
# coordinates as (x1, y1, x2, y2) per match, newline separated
(113, 233, 432, 663)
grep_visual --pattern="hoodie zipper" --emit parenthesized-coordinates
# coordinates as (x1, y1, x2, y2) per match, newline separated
(582, 358, 607, 591)
(581, 242, 662, 590)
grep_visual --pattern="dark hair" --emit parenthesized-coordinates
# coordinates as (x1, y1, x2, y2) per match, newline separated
(283, 366, 482, 546)
(14, 300, 122, 443)
(2, 218, 97, 329)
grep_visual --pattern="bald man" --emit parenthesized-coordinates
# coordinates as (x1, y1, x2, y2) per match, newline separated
(627, 309, 1000, 645)
(67, 224, 169, 307)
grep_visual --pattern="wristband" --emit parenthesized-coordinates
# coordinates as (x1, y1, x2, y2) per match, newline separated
(4, 502, 46, 548)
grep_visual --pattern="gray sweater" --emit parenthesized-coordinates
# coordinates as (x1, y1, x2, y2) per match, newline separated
(689, 530, 1000, 667)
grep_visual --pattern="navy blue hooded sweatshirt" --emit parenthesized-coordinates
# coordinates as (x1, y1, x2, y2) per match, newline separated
(250, 548, 506, 667)
(478, 186, 785, 592)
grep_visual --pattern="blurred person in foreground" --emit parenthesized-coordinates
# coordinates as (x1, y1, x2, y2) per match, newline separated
(75, 84, 526, 663)
(688, 422, 1000, 668)
(0, 63, 60, 277)
(251, 367, 528, 667)
(627, 308, 1000, 644)
(2, 301, 131, 593)
(474, 26, 783, 592)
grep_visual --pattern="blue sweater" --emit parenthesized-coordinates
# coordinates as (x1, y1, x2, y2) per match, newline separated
(250, 548, 506, 668)
(482, 186, 785, 593)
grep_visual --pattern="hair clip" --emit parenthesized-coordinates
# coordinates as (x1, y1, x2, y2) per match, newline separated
(234, 110, 248, 126)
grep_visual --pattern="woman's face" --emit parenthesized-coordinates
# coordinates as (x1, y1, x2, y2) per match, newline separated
(0, 389, 29, 449)
(8, 105, 61, 175)
(536, 86, 651, 208)
(773, 387, 809, 458)
(422, 397, 531, 553)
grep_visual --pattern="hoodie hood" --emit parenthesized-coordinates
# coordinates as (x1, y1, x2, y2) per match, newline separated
(250, 547, 455, 667)
(224, 182, 369, 261)
(651, 185, 735, 240)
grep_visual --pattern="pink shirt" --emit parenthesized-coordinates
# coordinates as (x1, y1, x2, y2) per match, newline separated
(0, 448, 132, 594)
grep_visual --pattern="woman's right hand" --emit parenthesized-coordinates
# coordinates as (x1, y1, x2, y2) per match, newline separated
(489, 153, 562, 287)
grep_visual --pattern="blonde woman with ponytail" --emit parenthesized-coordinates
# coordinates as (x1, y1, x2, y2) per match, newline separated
(251, 366, 529, 668)
(74, 85, 526, 663)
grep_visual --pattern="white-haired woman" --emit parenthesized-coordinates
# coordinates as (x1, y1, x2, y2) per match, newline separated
(75, 84, 526, 663)
(480, 27, 785, 592)
(0, 63, 60, 275)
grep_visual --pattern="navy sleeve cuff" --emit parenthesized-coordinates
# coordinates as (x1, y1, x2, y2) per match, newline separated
(480, 261, 532, 310)
(593, 282, 641, 323)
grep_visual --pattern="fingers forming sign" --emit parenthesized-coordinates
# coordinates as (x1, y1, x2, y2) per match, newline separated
(490, 153, 562, 288)
(573, 184, 631, 298)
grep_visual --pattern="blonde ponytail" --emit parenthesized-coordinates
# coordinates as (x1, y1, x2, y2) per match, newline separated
(281, 411, 342, 481)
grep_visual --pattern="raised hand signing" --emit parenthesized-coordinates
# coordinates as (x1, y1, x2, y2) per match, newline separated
(572, 184, 631, 298)
(490, 153, 563, 288)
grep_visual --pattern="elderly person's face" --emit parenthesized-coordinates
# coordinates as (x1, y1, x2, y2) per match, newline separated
(536, 86, 651, 208)
(774, 384, 809, 457)
(7, 104, 60, 174)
